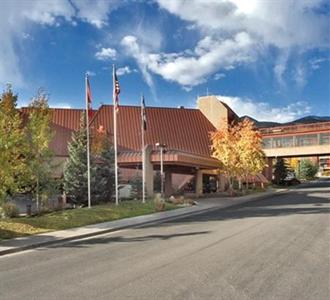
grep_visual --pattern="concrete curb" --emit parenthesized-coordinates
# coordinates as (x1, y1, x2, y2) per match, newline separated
(0, 188, 289, 256)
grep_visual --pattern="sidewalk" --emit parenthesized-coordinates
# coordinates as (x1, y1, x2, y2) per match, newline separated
(0, 188, 288, 256)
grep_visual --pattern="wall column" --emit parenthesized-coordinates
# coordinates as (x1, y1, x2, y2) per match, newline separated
(144, 145, 154, 197)
(164, 170, 173, 197)
(263, 157, 273, 181)
(195, 170, 203, 197)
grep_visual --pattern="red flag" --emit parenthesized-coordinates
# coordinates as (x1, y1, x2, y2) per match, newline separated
(86, 75, 93, 120)
(113, 67, 120, 112)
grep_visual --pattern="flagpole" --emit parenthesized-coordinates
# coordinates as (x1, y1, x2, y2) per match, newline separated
(113, 65, 119, 205)
(141, 94, 146, 203)
(85, 73, 91, 208)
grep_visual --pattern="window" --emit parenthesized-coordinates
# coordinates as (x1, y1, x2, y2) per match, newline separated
(296, 134, 318, 146)
(320, 132, 330, 145)
(262, 138, 272, 148)
(272, 136, 294, 148)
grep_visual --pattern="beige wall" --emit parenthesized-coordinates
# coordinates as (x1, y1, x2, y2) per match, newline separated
(263, 144, 330, 158)
(197, 96, 229, 130)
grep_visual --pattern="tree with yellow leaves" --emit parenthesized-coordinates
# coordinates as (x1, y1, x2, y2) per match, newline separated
(211, 118, 266, 192)
(211, 121, 241, 190)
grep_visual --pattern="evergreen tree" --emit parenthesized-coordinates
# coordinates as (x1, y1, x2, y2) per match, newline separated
(297, 159, 318, 180)
(94, 138, 115, 203)
(26, 90, 54, 210)
(130, 173, 143, 200)
(63, 112, 94, 205)
(0, 85, 28, 203)
(273, 158, 288, 185)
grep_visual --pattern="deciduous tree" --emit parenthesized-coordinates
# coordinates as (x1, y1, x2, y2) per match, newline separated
(0, 85, 27, 202)
(26, 90, 54, 211)
(211, 118, 266, 191)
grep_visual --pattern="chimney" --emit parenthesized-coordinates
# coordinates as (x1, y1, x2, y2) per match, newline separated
(197, 95, 229, 130)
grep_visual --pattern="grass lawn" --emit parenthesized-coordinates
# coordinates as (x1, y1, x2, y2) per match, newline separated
(0, 200, 178, 240)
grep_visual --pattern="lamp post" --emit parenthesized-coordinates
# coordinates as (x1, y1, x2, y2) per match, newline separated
(156, 142, 166, 198)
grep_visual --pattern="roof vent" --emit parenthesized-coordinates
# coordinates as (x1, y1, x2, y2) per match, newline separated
(178, 106, 184, 109)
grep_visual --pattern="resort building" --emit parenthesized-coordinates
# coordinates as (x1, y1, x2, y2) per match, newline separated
(20, 96, 330, 197)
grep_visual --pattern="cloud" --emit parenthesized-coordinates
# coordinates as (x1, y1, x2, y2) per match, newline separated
(293, 63, 306, 88)
(216, 95, 311, 123)
(49, 102, 72, 109)
(157, 0, 329, 49)
(309, 57, 328, 70)
(95, 47, 117, 60)
(116, 66, 137, 76)
(273, 50, 290, 87)
(214, 73, 226, 80)
(0, 0, 117, 87)
(121, 32, 256, 88)
(154, 0, 329, 86)
(71, 0, 117, 29)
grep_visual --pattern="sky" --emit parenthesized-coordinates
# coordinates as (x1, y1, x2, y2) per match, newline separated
(0, 0, 329, 122)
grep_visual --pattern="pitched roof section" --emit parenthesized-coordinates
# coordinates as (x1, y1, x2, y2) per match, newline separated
(20, 107, 85, 130)
(90, 105, 216, 157)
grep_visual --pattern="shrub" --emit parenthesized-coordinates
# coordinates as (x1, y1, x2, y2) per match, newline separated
(154, 193, 165, 212)
(297, 159, 318, 180)
(1, 202, 19, 218)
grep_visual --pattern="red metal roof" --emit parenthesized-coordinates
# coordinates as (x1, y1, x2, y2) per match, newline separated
(90, 105, 216, 157)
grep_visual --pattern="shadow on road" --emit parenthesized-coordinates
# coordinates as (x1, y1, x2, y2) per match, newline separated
(42, 230, 211, 249)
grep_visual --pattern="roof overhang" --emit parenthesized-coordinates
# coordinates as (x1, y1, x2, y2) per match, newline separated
(118, 149, 219, 169)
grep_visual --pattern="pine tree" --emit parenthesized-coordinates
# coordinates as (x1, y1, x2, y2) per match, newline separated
(273, 158, 288, 185)
(94, 138, 115, 203)
(297, 159, 318, 180)
(63, 112, 94, 205)
(0, 85, 28, 203)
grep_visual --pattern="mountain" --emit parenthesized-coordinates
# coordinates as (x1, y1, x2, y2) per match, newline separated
(240, 115, 330, 128)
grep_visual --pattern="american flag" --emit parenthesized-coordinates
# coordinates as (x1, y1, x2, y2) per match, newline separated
(86, 75, 93, 120)
(113, 68, 120, 112)
(141, 95, 147, 131)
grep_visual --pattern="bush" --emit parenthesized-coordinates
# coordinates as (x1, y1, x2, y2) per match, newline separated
(154, 193, 165, 212)
(1, 202, 19, 218)
(297, 159, 318, 180)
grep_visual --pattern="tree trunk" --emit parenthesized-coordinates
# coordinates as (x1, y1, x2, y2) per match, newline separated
(36, 178, 39, 212)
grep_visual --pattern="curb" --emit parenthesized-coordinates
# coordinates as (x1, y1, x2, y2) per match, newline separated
(0, 189, 289, 256)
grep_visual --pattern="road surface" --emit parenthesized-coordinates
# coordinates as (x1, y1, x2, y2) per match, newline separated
(0, 181, 329, 300)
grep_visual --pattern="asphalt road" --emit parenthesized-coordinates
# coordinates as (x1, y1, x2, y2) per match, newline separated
(0, 181, 329, 300)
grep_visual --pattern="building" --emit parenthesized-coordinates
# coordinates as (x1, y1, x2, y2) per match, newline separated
(20, 96, 330, 197)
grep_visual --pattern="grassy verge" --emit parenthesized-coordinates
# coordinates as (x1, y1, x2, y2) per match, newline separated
(0, 200, 178, 240)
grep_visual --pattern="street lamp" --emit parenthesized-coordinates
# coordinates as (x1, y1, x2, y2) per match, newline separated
(155, 142, 166, 198)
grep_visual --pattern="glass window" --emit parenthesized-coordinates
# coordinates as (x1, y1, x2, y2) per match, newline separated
(320, 133, 330, 145)
(262, 138, 272, 148)
(296, 134, 318, 146)
(272, 136, 294, 148)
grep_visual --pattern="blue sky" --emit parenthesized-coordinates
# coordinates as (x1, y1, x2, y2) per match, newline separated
(1, 0, 329, 122)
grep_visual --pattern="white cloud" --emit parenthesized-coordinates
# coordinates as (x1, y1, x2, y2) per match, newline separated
(157, 0, 329, 49)
(154, 0, 329, 87)
(95, 47, 117, 60)
(293, 64, 306, 88)
(49, 102, 72, 109)
(0, 0, 117, 87)
(121, 32, 256, 88)
(116, 66, 137, 76)
(309, 57, 328, 70)
(214, 73, 226, 80)
(216, 95, 311, 123)
(71, 0, 118, 29)
(273, 50, 290, 87)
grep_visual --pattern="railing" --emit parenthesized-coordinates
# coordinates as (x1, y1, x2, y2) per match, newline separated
(260, 122, 330, 136)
